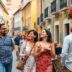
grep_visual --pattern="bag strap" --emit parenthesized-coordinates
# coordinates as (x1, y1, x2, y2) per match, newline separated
(23, 41, 35, 55)
(23, 43, 35, 62)
(29, 43, 35, 55)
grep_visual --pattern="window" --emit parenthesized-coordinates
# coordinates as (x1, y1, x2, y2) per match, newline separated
(60, 0, 67, 9)
(44, 7, 48, 18)
(37, 17, 40, 25)
(51, 0, 56, 13)
(40, 13, 43, 22)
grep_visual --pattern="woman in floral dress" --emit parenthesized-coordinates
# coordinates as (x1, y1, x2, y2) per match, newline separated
(20, 30, 38, 72)
(34, 29, 55, 72)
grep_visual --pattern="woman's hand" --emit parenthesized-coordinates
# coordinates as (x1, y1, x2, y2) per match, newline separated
(44, 47, 51, 51)
(37, 45, 42, 53)
(34, 42, 44, 59)
(41, 48, 45, 52)
(42, 44, 51, 51)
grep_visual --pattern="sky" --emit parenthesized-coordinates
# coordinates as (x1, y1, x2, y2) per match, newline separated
(2, 0, 21, 14)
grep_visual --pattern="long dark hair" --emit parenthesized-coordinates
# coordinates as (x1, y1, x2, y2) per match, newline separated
(40, 29, 52, 43)
(28, 30, 38, 42)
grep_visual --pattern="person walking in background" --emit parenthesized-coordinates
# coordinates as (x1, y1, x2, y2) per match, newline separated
(20, 35, 25, 46)
(14, 32, 21, 60)
(0, 24, 14, 72)
(20, 35, 25, 49)
(34, 29, 55, 72)
(52, 42, 62, 72)
(61, 27, 72, 72)
(19, 35, 25, 58)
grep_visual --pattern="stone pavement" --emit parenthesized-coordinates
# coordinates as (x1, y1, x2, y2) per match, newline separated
(12, 50, 21, 72)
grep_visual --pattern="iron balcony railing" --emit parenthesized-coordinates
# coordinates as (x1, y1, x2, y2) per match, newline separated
(60, 0, 67, 9)
(44, 7, 48, 18)
(51, 0, 56, 13)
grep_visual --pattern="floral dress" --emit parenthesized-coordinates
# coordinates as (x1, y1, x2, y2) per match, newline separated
(36, 50, 52, 72)
(22, 43, 36, 72)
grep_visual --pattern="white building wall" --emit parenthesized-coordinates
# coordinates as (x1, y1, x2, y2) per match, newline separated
(0, 5, 4, 16)
(14, 11, 22, 32)
(22, 0, 31, 8)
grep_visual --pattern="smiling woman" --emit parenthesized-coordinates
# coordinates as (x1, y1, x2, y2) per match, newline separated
(34, 29, 55, 72)
(18, 30, 38, 72)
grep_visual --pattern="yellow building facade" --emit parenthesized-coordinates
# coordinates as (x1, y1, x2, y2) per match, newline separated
(22, 0, 37, 31)
(0, 0, 9, 32)
(36, 0, 42, 32)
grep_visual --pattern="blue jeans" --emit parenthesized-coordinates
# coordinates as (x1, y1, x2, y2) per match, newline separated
(0, 62, 12, 72)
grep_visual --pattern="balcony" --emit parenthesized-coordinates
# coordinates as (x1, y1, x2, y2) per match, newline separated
(60, 0, 67, 9)
(51, 0, 56, 13)
(44, 7, 48, 18)
(40, 13, 43, 22)
(48, 5, 51, 17)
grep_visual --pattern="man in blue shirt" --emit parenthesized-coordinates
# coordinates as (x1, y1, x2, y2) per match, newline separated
(0, 24, 14, 72)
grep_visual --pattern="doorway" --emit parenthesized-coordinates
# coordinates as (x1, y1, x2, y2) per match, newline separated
(55, 25, 59, 43)
(64, 23, 69, 36)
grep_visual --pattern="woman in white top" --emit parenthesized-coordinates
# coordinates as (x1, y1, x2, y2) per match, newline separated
(20, 30, 38, 72)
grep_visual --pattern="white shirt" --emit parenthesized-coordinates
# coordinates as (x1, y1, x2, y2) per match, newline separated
(61, 33, 72, 71)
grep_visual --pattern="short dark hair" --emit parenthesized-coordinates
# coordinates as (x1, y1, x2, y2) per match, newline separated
(28, 30, 38, 42)
(40, 29, 52, 43)
(0, 24, 5, 28)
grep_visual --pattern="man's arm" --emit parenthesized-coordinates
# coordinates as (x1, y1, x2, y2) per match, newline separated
(11, 38, 15, 51)
(61, 37, 69, 64)
(62, 37, 69, 55)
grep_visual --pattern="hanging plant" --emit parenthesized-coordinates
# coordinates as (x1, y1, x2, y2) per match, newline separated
(68, 5, 72, 18)
(65, 11, 69, 17)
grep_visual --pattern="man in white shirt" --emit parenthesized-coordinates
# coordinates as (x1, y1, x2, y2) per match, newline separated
(62, 27, 72, 72)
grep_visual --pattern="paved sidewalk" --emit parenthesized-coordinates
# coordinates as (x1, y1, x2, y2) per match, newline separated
(12, 50, 21, 72)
